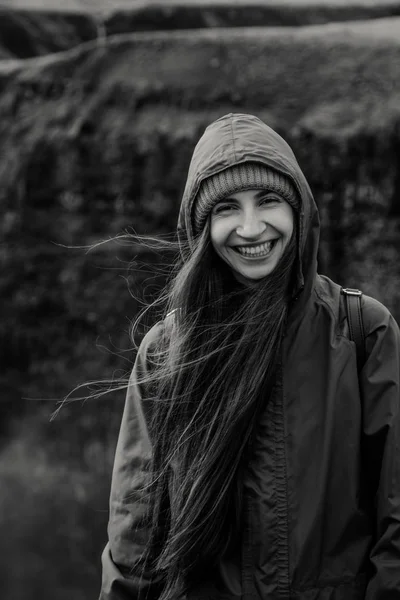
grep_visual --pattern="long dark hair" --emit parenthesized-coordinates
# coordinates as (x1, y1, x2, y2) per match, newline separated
(131, 215, 299, 598)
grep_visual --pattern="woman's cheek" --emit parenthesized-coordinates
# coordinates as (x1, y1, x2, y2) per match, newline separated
(211, 217, 231, 245)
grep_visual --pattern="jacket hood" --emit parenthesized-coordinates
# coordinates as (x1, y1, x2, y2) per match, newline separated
(177, 113, 320, 311)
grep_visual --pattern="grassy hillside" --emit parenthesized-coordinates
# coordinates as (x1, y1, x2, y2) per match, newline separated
(2, 0, 400, 13)
(2, 1, 400, 58)
(0, 0, 130, 13)
(1, 18, 400, 599)
(0, 9, 98, 59)
(106, 2, 400, 34)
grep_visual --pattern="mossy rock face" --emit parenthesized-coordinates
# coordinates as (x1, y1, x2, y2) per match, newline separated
(3, 1, 400, 59)
(1, 22, 400, 599)
(2, 20, 400, 402)
(106, 2, 400, 34)
(0, 10, 97, 59)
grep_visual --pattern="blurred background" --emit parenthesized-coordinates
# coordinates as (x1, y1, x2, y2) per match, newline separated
(2, 0, 400, 598)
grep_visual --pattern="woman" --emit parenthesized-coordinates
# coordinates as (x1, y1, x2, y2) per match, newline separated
(99, 113, 400, 599)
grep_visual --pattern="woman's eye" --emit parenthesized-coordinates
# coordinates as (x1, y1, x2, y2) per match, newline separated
(213, 204, 235, 214)
(260, 195, 281, 205)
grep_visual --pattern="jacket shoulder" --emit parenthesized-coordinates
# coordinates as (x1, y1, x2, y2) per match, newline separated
(361, 293, 395, 338)
(131, 309, 180, 380)
(130, 320, 165, 382)
(315, 274, 395, 339)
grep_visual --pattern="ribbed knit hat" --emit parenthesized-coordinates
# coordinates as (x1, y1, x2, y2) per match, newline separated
(193, 162, 299, 235)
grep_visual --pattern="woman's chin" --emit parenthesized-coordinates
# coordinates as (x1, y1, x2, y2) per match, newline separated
(231, 268, 269, 286)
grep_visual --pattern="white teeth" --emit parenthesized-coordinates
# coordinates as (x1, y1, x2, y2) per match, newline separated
(236, 240, 275, 257)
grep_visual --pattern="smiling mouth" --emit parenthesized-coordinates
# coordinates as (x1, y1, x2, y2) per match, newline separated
(233, 239, 278, 258)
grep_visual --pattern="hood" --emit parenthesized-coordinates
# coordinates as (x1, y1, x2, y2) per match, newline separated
(177, 113, 320, 312)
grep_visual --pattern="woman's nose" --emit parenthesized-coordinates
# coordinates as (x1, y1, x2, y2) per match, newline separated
(236, 212, 266, 238)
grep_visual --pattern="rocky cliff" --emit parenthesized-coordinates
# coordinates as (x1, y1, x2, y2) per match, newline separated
(2, 17, 400, 399)
(1, 18, 400, 599)
(2, 1, 400, 58)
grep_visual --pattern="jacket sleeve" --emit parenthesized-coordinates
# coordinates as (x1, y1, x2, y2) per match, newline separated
(361, 299, 400, 598)
(99, 322, 166, 600)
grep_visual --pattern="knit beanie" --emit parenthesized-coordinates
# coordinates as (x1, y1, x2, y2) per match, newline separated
(193, 162, 300, 235)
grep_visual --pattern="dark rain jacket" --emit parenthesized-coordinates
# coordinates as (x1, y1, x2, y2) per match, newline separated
(100, 114, 400, 599)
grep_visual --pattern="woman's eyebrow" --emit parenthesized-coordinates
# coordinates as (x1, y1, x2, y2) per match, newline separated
(220, 191, 276, 202)
(215, 190, 280, 206)
(255, 190, 279, 198)
(217, 196, 240, 204)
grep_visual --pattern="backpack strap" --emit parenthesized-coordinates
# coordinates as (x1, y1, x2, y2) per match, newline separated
(342, 288, 366, 373)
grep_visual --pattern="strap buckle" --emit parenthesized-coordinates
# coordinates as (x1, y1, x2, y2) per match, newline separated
(342, 288, 362, 296)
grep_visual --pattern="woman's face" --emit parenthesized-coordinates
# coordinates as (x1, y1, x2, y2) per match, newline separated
(210, 188, 294, 284)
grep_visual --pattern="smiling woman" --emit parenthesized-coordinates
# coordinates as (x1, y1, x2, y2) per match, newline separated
(100, 113, 400, 600)
(209, 186, 295, 283)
